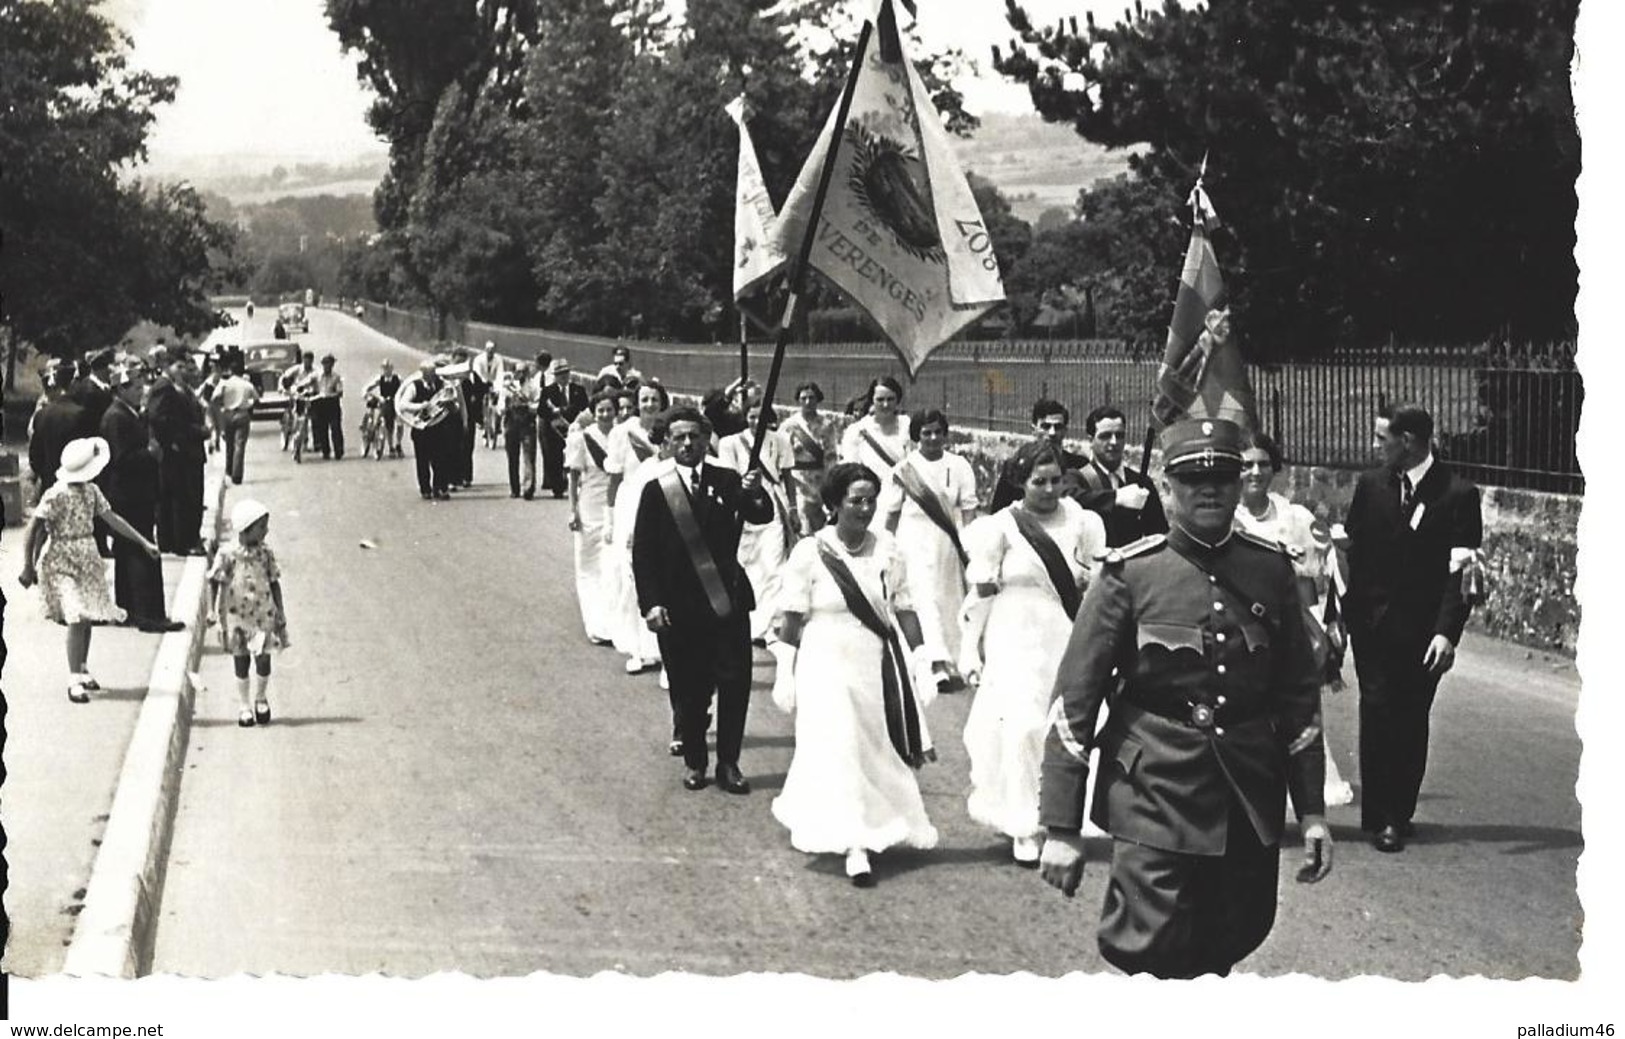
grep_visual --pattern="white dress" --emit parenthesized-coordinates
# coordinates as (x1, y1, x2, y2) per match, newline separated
(839, 414, 912, 486)
(716, 428, 796, 642)
(960, 499, 1106, 840)
(877, 450, 978, 668)
(771, 530, 939, 855)
(605, 419, 665, 662)
(1234, 491, 1354, 807)
(566, 424, 616, 642)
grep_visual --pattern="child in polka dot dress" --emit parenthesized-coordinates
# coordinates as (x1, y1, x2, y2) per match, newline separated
(208, 499, 290, 727)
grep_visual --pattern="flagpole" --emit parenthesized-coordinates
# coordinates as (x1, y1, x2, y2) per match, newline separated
(739, 309, 749, 384)
(744, 17, 874, 476)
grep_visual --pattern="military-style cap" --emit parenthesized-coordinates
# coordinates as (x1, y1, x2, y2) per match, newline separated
(1161, 418, 1244, 476)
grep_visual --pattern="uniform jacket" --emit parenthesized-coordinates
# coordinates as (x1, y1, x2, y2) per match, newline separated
(1344, 459, 1482, 647)
(632, 462, 774, 627)
(1074, 460, 1171, 547)
(1039, 524, 1325, 855)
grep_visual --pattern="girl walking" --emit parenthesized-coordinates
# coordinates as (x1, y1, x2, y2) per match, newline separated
(17, 437, 163, 702)
(209, 499, 289, 727)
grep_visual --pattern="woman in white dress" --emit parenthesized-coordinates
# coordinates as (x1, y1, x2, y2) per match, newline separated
(838, 375, 911, 485)
(1235, 430, 1355, 806)
(605, 380, 671, 675)
(771, 462, 939, 887)
(959, 441, 1107, 865)
(779, 381, 838, 535)
(717, 401, 797, 644)
(879, 408, 978, 690)
(566, 391, 619, 644)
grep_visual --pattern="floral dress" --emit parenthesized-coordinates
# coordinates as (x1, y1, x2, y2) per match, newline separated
(209, 542, 286, 655)
(34, 482, 125, 625)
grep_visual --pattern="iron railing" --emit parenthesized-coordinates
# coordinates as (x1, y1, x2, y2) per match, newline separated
(354, 303, 1581, 494)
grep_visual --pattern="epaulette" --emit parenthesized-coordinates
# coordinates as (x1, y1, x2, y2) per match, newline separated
(1234, 527, 1291, 556)
(1100, 533, 1166, 566)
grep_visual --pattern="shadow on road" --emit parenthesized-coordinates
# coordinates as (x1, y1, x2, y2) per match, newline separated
(190, 714, 368, 730)
(1325, 821, 1582, 854)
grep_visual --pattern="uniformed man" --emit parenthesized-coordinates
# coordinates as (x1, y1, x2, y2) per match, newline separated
(1037, 417, 1333, 979)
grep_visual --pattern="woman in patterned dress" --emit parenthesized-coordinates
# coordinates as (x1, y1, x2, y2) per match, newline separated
(208, 498, 290, 727)
(17, 437, 162, 703)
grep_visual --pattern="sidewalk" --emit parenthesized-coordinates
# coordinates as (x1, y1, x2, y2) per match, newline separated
(1, 460, 223, 977)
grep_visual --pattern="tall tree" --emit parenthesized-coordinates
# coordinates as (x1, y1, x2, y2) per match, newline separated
(995, 0, 1579, 354)
(1, 0, 237, 372)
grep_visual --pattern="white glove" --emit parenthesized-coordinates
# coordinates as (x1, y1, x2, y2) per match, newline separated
(768, 640, 798, 714)
(1115, 484, 1150, 511)
(909, 644, 941, 709)
(958, 650, 984, 689)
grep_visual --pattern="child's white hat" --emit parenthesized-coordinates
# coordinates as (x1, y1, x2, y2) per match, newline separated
(230, 498, 270, 535)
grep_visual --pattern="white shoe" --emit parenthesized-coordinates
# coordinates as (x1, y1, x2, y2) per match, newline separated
(1012, 835, 1042, 864)
(624, 656, 650, 675)
(845, 849, 874, 886)
(658, 668, 669, 690)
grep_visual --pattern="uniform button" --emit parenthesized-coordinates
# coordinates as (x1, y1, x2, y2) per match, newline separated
(1215, 632, 1226, 643)
(1216, 664, 1227, 675)
(1213, 602, 1225, 612)
(1209, 575, 1217, 583)
(1215, 727, 1225, 737)
(1217, 695, 1227, 705)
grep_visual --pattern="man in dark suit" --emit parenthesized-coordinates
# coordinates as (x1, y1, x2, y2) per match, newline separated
(633, 406, 773, 794)
(539, 357, 588, 498)
(989, 398, 1091, 511)
(100, 363, 183, 632)
(1342, 402, 1482, 853)
(27, 369, 90, 501)
(69, 348, 117, 428)
(145, 356, 208, 554)
(1038, 418, 1332, 978)
(1072, 404, 1169, 547)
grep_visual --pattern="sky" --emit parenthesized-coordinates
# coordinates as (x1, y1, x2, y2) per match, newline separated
(114, 0, 1115, 164)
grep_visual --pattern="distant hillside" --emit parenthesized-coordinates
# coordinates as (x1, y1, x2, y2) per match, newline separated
(142, 150, 388, 206)
(952, 111, 1140, 223)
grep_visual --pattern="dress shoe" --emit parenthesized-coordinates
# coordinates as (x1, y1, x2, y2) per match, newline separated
(668, 738, 685, 757)
(682, 768, 709, 791)
(845, 849, 874, 887)
(715, 764, 751, 795)
(1374, 825, 1405, 853)
(138, 618, 186, 634)
(1012, 835, 1042, 867)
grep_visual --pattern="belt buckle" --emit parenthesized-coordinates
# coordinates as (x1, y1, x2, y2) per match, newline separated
(1189, 702, 1215, 729)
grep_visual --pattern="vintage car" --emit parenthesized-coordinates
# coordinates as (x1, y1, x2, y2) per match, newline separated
(277, 301, 309, 334)
(241, 340, 303, 418)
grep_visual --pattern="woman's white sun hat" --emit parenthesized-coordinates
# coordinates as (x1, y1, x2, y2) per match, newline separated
(56, 437, 111, 485)
(230, 498, 271, 537)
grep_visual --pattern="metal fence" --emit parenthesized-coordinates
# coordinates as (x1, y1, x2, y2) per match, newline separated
(356, 303, 1582, 494)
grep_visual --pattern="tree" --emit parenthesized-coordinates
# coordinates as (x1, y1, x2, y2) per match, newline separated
(1, 0, 238, 378)
(994, 0, 1579, 354)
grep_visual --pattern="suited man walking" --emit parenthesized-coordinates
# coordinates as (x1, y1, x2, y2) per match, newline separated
(1072, 405, 1170, 547)
(145, 355, 208, 554)
(539, 358, 588, 498)
(632, 406, 773, 794)
(1342, 402, 1482, 853)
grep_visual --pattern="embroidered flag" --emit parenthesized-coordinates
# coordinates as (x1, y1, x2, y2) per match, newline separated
(725, 95, 787, 300)
(773, 0, 1004, 375)
(1151, 174, 1259, 428)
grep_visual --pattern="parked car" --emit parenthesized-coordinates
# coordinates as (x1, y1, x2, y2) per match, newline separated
(278, 302, 309, 334)
(237, 340, 302, 419)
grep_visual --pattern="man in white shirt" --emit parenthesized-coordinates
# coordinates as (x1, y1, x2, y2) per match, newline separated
(309, 354, 345, 460)
(214, 355, 260, 485)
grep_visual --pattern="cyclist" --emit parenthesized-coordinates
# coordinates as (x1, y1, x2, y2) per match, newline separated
(363, 358, 404, 458)
(279, 352, 318, 459)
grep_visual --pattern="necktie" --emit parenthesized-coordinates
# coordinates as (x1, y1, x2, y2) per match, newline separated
(1399, 473, 1414, 511)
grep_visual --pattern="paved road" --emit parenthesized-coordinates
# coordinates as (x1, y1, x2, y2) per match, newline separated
(148, 306, 1581, 978)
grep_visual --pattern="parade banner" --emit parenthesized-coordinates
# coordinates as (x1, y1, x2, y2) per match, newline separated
(725, 95, 787, 300)
(772, 0, 1004, 375)
(1150, 175, 1259, 428)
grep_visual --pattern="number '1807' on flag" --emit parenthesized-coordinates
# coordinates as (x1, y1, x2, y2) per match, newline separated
(772, 0, 1004, 375)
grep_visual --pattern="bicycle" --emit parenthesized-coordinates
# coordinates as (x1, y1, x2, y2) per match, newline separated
(359, 397, 387, 460)
(290, 393, 315, 463)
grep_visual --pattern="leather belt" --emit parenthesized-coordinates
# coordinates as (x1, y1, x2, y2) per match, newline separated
(1123, 694, 1266, 730)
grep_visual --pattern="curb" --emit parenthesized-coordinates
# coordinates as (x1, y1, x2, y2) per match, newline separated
(60, 457, 228, 978)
